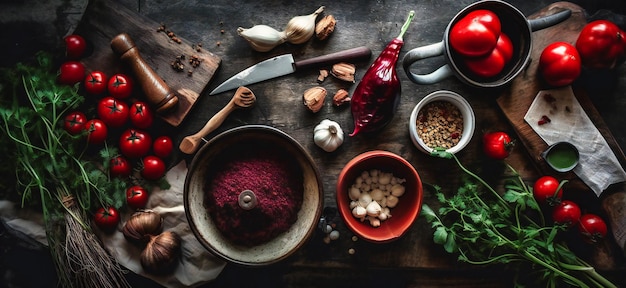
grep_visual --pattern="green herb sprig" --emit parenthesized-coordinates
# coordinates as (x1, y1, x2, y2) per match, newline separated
(423, 150, 616, 288)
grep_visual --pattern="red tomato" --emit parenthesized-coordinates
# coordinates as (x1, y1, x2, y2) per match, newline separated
(58, 61, 86, 85)
(153, 136, 174, 158)
(539, 42, 582, 87)
(465, 33, 513, 78)
(552, 200, 581, 228)
(450, 9, 502, 57)
(84, 71, 107, 95)
(119, 128, 152, 158)
(97, 96, 129, 128)
(64, 34, 87, 60)
(482, 131, 513, 160)
(108, 74, 133, 99)
(578, 214, 608, 244)
(63, 111, 87, 135)
(84, 119, 108, 144)
(110, 155, 132, 178)
(575, 20, 626, 69)
(126, 185, 150, 210)
(93, 207, 120, 231)
(532, 176, 564, 206)
(129, 101, 154, 129)
(141, 156, 166, 180)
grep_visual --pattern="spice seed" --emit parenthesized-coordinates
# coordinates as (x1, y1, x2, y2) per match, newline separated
(416, 101, 464, 149)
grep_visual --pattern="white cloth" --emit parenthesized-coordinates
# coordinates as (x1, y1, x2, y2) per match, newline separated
(524, 87, 626, 195)
(0, 160, 226, 288)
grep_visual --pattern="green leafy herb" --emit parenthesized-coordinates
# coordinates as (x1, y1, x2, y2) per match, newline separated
(423, 151, 616, 288)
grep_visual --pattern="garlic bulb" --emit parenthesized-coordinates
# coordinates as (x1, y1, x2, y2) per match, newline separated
(141, 231, 182, 274)
(237, 25, 287, 52)
(284, 6, 325, 44)
(123, 210, 163, 245)
(313, 119, 344, 152)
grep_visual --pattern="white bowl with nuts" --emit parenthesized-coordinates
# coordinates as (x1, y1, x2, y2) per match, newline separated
(409, 90, 475, 155)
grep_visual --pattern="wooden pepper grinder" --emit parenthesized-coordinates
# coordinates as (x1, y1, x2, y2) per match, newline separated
(111, 33, 178, 114)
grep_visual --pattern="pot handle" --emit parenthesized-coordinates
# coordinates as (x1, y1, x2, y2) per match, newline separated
(528, 9, 571, 32)
(402, 42, 454, 85)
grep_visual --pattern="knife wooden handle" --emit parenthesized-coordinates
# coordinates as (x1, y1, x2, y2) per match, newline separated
(111, 33, 179, 114)
(294, 46, 372, 71)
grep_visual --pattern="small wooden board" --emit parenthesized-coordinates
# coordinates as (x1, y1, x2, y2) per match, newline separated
(73, 0, 220, 127)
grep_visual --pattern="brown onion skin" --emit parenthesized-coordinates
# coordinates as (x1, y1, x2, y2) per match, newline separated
(140, 231, 182, 274)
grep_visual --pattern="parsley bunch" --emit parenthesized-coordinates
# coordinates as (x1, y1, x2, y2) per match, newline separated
(423, 150, 616, 288)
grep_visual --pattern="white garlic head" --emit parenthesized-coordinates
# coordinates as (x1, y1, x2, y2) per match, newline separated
(314, 119, 344, 152)
(284, 6, 324, 44)
(237, 25, 287, 52)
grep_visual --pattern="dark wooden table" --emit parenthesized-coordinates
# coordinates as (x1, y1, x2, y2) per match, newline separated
(2, 0, 626, 287)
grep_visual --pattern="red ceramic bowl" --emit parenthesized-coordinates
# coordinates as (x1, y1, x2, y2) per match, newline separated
(336, 150, 423, 243)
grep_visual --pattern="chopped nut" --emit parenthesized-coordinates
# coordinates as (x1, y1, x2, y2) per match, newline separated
(333, 89, 351, 106)
(318, 69, 329, 83)
(315, 15, 336, 40)
(303, 86, 327, 113)
(331, 62, 356, 83)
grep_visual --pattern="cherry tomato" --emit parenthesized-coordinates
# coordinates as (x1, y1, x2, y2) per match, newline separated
(129, 101, 154, 129)
(153, 136, 174, 158)
(93, 207, 120, 231)
(126, 185, 150, 210)
(64, 34, 87, 60)
(552, 200, 581, 228)
(539, 42, 581, 87)
(108, 73, 133, 99)
(110, 155, 131, 178)
(141, 156, 166, 180)
(450, 9, 502, 57)
(84, 119, 108, 144)
(58, 61, 86, 85)
(482, 131, 513, 160)
(63, 111, 87, 135)
(119, 128, 152, 158)
(84, 71, 107, 95)
(578, 213, 608, 244)
(575, 20, 626, 69)
(97, 96, 129, 128)
(465, 33, 513, 78)
(532, 176, 563, 206)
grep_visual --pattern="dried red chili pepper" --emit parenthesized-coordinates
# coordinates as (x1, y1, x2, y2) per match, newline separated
(350, 11, 415, 136)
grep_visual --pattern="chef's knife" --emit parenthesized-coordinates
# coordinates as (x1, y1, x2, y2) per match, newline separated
(209, 46, 371, 95)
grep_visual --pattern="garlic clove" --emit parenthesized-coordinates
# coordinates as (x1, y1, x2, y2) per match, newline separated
(365, 200, 382, 217)
(352, 206, 367, 219)
(284, 6, 324, 44)
(349, 185, 361, 201)
(237, 25, 287, 52)
(391, 184, 406, 197)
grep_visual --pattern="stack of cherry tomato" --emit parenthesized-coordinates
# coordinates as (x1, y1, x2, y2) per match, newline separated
(449, 9, 514, 78)
(539, 20, 626, 87)
(59, 34, 174, 231)
(483, 131, 609, 244)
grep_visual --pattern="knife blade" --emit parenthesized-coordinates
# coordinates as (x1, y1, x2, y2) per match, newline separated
(209, 46, 371, 95)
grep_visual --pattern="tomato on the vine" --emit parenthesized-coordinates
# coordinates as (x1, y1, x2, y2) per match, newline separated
(64, 34, 87, 60)
(93, 207, 120, 231)
(465, 33, 513, 78)
(450, 9, 501, 57)
(141, 156, 166, 180)
(110, 155, 131, 178)
(97, 96, 129, 128)
(552, 200, 581, 228)
(119, 129, 152, 158)
(129, 101, 154, 129)
(63, 111, 87, 135)
(482, 131, 513, 160)
(126, 185, 149, 210)
(153, 136, 174, 158)
(58, 61, 85, 85)
(84, 71, 107, 95)
(578, 213, 608, 244)
(539, 42, 581, 87)
(108, 73, 133, 99)
(532, 176, 564, 206)
(575, 20, 626, 69)
(84, 119, 108, 144)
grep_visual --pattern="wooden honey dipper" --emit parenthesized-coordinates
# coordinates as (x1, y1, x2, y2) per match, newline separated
(111, 33, 179, 114)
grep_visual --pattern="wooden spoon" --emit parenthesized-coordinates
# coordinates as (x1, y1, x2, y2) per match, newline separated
(179, 86, 256, 154)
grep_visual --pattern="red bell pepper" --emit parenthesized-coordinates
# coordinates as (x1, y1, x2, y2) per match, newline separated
(575, 20, 626, 69)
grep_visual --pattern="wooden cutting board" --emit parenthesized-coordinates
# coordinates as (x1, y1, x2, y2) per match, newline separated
(496, 2, 626, 189)
(73, 0, 221, 127)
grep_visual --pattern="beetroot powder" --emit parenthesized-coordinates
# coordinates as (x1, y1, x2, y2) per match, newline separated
(204, 145, 303, 246)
